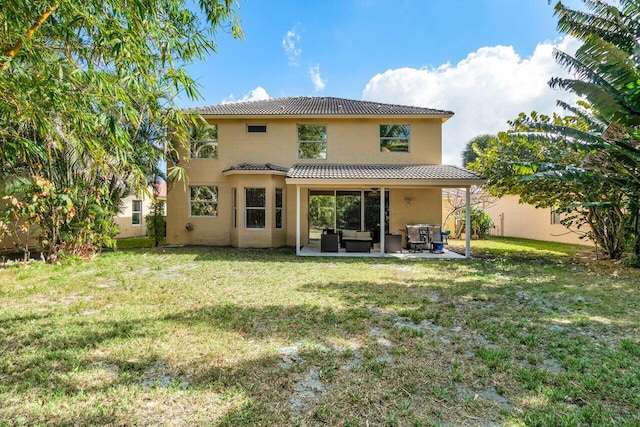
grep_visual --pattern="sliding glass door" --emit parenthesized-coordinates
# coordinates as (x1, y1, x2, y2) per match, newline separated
(308, 191, 335, 241)
(336, 191, 362, 231)
(308, 189, 390, 242)
(365, 190, 390, 243)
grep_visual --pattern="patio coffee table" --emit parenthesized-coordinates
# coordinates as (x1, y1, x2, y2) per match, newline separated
(344, 240, 371, 253)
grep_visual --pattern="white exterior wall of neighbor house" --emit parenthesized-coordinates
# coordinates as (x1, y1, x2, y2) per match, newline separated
(114, 182, 166, 238)
(484, 195, 590, 246)
(114, 193, 153, 238)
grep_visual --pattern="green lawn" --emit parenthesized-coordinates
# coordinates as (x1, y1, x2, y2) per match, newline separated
(453, 236, 590, 257)
(114, 236, 158, 249)
(1, 239, 639, 426)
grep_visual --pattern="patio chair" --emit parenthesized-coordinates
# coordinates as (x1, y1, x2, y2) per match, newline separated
(321, 232, 339, 252)
(406, 225, 424, 252)
(428, 225, 444, 253)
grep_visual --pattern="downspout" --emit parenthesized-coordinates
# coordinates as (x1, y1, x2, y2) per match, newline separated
(465, 187, 471, 259)
(296, 186, 301, 255)
(380, 187, 385, 257)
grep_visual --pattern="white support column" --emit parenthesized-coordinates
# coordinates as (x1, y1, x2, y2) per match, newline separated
(360, 190, 365, 231)
(379, 188, 385, 257)
(465, 186, 471, 259)
(296, 186, 301, 256)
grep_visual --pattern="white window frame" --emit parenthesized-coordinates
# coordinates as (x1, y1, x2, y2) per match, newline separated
(189, 186, 218, 217)
(297, 124, 327, 159)
(232, 188, 237, 228)
(245, 188, 266, 229)
(380, 124, 410, 153)
(275, 188, 283, 229)
(132, 200, 142, 225)
(189, 124, 218, 159)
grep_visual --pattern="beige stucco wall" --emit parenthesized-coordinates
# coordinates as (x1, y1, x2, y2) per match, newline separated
(167, 181, 232, 246)
(390, 188, 442, 242)
(440, 189, 496, 236)
(484, 195, 590, 246)
(383, 188, 440, 248)
(285, 185, 307, 247)
(206, 117, 442, 169)
(167, 116, 446, 248)
(167, 174, 288, 248)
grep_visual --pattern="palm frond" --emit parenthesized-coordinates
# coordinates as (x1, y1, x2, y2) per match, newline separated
(557, 1, 640, 52)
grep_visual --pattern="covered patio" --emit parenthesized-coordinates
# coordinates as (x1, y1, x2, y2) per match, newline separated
(285, 164, 486, 259)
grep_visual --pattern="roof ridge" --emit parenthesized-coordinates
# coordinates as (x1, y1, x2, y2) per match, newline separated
(222, 162, 289, 173)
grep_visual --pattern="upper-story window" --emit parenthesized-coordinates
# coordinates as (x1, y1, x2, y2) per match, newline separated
(247, 124, 267, 133)
(297, 124, 327, 159)
(380, 124, 410, 152)
(189, 123, 218, 159)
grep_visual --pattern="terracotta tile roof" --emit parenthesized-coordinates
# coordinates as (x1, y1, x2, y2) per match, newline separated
(222, 163, 289, 173)
(186, 97, 453, 117)
(286, 164, 485, 181)
(153, 180, 167, 199)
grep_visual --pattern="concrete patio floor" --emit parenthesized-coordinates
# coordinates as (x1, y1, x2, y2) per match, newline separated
(299, 246, 465, 259)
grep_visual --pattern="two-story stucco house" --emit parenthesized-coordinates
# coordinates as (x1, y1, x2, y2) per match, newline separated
(166, 97, 485, 256)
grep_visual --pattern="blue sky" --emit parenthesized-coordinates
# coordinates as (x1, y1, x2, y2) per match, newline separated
(180, 0, 585, 164)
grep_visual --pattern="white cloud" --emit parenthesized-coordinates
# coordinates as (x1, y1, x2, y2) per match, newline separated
(282, 28, 301, 66)
(221, 86, 270, 104)
(363, 36, 581, 165)
(309, 64, 326, 91)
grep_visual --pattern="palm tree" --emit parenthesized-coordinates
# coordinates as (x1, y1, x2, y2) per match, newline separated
(551, 0, 640, 258)
(462, 134, 497, 167)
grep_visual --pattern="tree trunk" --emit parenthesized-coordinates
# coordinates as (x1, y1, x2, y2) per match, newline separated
(631, 200, 640, 256)
(0, 3, 59, 73)
(587, 205, 626, 260)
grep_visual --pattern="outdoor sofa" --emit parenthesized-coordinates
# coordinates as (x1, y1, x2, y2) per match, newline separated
(340, 229, 373, 252)
(320, 229, 374, 252)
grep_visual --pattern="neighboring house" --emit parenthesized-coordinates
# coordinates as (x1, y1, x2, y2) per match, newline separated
(484, 195, 590, 246)
(166, 97, 485, 255)
(441, 188, 495, 235)
(0, 212, 39, 252)
(1, 181, 167, 251)
(114, 181, 166, 238)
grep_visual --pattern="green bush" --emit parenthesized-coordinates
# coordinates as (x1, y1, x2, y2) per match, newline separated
(145, 201, 166, 247)
(458, 206, 493, 238)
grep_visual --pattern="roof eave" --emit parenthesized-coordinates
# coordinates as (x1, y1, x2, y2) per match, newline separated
(223, 169, 287, 176)
(285, 178, 486, 187)
(193, 113, 454, 121)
